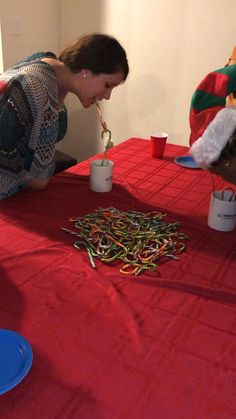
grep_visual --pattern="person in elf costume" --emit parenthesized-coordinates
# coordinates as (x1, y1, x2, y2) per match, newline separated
(189, 47, 236, 185)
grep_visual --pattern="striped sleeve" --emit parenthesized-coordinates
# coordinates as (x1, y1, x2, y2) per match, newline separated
(189, 64, 236, 145)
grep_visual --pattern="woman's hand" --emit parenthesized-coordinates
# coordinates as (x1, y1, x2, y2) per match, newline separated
(27, 177, 50, 191)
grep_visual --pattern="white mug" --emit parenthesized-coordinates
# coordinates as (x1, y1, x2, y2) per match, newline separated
(89, 159, 114, 193)
(208, 189, 236, 232)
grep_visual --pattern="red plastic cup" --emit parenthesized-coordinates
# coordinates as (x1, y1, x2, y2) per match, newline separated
(151, 133, 168, 158)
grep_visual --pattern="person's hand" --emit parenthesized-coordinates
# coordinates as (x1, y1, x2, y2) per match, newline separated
(209, 165, 236, 185)
(209, 135, 236, 185)
(27, 177, 50, 191)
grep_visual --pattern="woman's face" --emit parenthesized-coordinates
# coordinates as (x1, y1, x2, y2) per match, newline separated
(75, 70, 125, 108)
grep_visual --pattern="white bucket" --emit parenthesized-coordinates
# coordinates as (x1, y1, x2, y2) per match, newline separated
(208, 188, 236, 232)
(89, 159, 113, 193)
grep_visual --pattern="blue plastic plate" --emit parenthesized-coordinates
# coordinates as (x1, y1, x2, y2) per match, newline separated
(174, 155, 201, 169)
(0, 329, 33, 395)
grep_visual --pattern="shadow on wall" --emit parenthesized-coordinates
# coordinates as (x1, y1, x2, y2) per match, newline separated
(127, 73, 167, 135)
(100, 73, 166, 145)
(129, 73, 166, 117)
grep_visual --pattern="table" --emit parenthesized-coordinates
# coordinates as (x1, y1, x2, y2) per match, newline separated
(1, 138, 236, 419)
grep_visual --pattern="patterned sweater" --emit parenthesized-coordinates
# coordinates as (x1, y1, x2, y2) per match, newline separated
(0, 52, 67, 199)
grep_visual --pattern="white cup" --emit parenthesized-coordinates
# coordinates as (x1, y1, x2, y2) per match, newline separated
(89, 159, 114, 192)
(207, 189, 236, 232)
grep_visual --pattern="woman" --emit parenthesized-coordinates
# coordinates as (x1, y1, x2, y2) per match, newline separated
(0, 34, 129, 199)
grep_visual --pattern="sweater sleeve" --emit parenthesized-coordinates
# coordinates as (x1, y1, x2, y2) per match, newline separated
(15, 72, 59, 179)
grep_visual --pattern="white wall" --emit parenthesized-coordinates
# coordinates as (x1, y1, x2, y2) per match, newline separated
(1, 0, 236, 163)
(0, 0, 59, 69)
(58, 0, 236, 162)
(0, 23, 3, 73)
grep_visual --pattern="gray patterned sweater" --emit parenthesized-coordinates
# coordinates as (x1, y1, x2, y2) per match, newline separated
(0, 52, 67, 199)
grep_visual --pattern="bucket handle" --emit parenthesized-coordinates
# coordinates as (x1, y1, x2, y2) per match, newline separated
(221, 187, 236, 202)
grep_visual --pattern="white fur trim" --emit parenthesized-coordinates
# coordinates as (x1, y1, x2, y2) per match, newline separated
(190, 106, 236, 168)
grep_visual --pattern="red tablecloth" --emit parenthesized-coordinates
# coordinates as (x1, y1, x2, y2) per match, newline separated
(0, 138, 236, 418)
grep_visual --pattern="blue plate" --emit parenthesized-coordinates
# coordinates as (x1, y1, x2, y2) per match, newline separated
(174, 155, 201, 169)
(0, 330, 33, 395)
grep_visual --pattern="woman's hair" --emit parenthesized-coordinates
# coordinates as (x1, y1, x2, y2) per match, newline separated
(59, 33, 129, 79)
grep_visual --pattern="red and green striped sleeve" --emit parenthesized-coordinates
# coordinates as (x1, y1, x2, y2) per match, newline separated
(189, 64, 236, 145)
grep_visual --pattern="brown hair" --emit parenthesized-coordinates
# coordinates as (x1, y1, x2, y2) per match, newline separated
(59, 33, 129, 79)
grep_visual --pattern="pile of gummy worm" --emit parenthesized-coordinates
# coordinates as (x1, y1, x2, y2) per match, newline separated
(61, 207, 188, 276)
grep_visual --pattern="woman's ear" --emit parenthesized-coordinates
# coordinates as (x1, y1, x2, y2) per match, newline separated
(226, 47, 236, 106)
(81, 69, 93, 79)
(227, 46, 236, 66)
